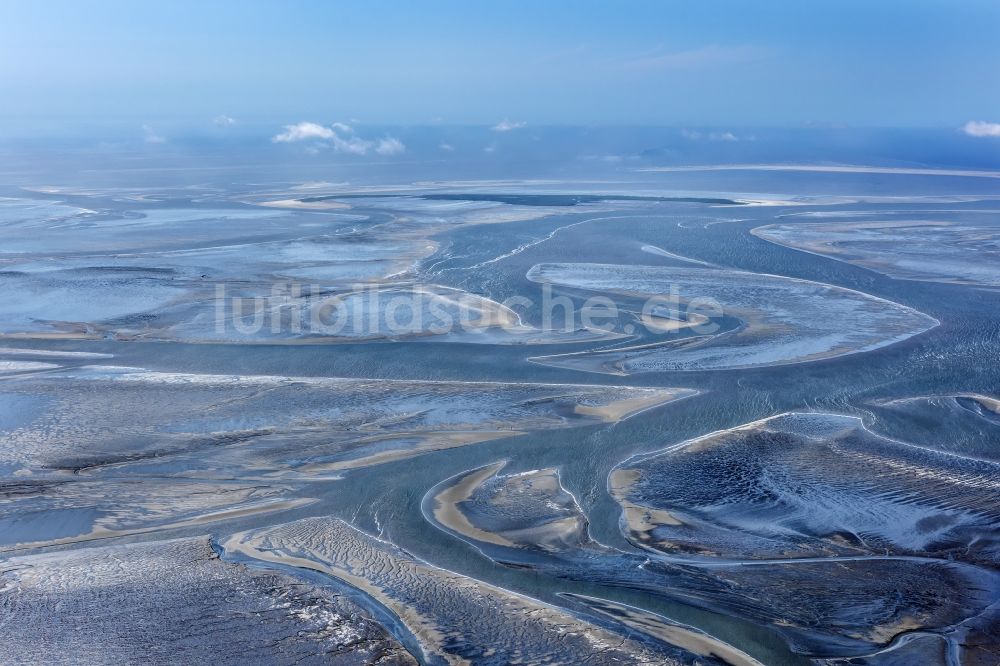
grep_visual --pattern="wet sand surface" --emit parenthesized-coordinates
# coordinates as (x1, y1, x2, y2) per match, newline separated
(1, 536, 417, 665)
(1, 171, 999, 664)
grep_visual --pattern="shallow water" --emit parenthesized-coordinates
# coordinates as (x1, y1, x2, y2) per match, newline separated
(1, 169, 999, 665)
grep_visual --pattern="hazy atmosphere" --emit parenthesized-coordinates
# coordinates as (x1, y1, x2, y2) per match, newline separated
(1, 3, 999, 666)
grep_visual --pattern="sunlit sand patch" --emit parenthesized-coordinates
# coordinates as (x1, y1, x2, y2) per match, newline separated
(527, 263, 937, 373)
(257, 197, 351, 210)
(427, 462, 516, 549)
(0, 536, 416, 665)
(421, 457, 1000, 661)
(573, 390, 697, 421)
(964, 394, 1000, 414)
(422, 465, 778, 659)
(425, 463, 590, 554)
(452, 206, 566, 226)
(634, 307, 711, 334)
(753, 219, 1000, 287)
(609, 468, 686, 546)
(223, 517, 691, 665)
(610, 412, 1000, 564)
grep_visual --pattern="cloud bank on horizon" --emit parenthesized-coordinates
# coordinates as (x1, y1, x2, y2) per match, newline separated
(273, 121, 406, 156)
(141, 125, 166, 144)
(963, 121, 1000, 138)
(492, 119, 527, 132)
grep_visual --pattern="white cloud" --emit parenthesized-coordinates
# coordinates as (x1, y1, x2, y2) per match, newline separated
(142, 125, 166, 144)
(439, 143, 455, 152)
(273, 121, 405, 156)
(962, 121, 1000, 138)
(375, 137, 406, 156)
(710, 131, 739, 142)
(214, 115, 236, 127)
(492, 119, 526, 132)
(273, 121, 335, 142)
(681, 128, 740, 142)
(291, 181, 344, 190)
(330, 134, 373, 155)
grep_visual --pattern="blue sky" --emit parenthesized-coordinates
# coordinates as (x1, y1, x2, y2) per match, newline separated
(2, 0, 999, 134)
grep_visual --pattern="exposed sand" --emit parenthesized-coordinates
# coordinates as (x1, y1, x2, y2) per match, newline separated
(609, 468, 686, 550)
(295, 431, 520, 474)
(970, 394, 1000, 414)
(640, 311, 711, 333)
(1, 535, 416, 665)
(256, 198, 351, 210)
(223, 517, 684, 665)
(526, 262, 938, 373)
(565, 594, 766, 666)
(574, 388, 697, 422)
(430, 462, 515, 548)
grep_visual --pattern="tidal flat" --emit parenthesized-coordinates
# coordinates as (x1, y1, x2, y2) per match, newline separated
(1, 168, 999, 665)
(752, 215, 1000, 287)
